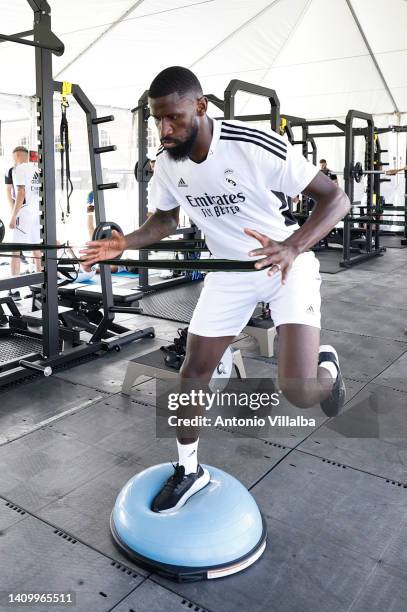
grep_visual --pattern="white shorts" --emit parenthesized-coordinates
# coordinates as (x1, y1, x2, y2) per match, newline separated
(189, 251, 321, 337)
(11, 207, 41, 245)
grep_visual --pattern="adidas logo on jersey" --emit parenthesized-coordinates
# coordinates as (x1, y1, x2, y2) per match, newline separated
(178, 177, 188, 187)
(306, 305, 314, 313)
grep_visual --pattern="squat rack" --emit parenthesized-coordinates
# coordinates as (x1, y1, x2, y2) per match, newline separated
(0, 1, 152, 385)
(285, 111, 386, 267)
(372, 125, 407, 246)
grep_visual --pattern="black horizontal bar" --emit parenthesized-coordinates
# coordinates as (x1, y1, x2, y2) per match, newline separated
(58, 258, 262, 272)
(0, 31, 64, 55)
(214, 113, 275, 123)
(307, 132, 346, 138)
(205, 94, 225, 111)
(348, 218, 405, 226)
(0, 240, 209, 253)
(0, 29, 33, 44)
(301, 119, 346, 130)
(0, 243, 60, 252)
(94, 145, 117, 154)
(146, 240, 208, 251)
(0, 272, 44, 291)
(92, 115, 114, 124)
(98, 182, 119, 190)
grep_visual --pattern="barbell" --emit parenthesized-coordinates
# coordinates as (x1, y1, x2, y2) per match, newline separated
(331, 162, 404, 183)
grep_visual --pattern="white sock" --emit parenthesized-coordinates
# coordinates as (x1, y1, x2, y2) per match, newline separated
(319, 345, 338, 381)
(177, 439, 199, 474)
(319, 361, 337, 380)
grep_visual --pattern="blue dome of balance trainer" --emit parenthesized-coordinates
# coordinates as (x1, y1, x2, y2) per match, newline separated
(111, 463, 267, 581)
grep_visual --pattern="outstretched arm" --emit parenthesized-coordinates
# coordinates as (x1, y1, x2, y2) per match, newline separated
(125, 207, 180, 249)
(81, 207, 180, 265)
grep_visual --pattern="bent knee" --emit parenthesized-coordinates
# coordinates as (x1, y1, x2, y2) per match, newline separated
(279, 380, 319, 409)
(180, 358, 214, 381)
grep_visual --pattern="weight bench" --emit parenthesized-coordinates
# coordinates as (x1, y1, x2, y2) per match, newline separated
(121, 347, 246, 395)
(74, 284, 142, 306)
(244, 318, 276, 358)
(30, 282, 143, 310)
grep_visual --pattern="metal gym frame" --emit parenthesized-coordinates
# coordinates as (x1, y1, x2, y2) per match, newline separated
(342, 110, 384, 266)
(0, 1, 152, 385)
(208, 79, 280, 131)
(133, 90, 202, 293)
(373, 125, 407, 246)
(280, 114, 317, 165)
(286, 111, 385, 267)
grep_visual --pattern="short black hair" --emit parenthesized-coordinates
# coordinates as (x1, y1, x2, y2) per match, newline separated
(148, 66, 203, 99)
(13, 146, 28, 154)
(319, 158, 327, 164)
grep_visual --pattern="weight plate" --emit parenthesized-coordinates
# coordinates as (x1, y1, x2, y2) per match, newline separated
(92, 221, 123, 242)
(92, 221, 124, 260)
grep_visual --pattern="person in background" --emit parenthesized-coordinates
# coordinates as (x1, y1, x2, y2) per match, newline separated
(8, 146, 41, 300)
(384, 164, 407, 176)
(86, 190, 95, 240)
(319, 159, 338, 185)
(4, 151, 30, 270)
(4, 164, 16, 213)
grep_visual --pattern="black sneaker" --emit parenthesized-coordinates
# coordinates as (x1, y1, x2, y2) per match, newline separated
(152, 463, 210, 513)
(319, 345, 346, 417)
(8, 290, 21, 301)
(160, 327, 189, 371)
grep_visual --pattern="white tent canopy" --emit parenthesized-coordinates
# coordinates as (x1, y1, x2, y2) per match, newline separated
(0, 0, 406, 119)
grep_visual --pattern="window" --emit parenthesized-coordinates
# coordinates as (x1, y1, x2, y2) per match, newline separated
(54, 135, 62, 153)
(147, 127, 158, 150)
(100, 129, 111, 147)
(19, 136, 29, 148)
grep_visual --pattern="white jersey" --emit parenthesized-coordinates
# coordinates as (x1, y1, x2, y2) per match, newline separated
(14, 162, 40, 213)
(149, 119, 318, 260)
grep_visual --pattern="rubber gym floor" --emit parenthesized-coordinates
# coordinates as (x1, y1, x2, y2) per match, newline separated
(1, 245, 407, 612)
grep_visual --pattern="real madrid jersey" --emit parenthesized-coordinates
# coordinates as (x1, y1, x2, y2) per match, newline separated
(13, 162, 40, 212)
(149, 119, 318, 260)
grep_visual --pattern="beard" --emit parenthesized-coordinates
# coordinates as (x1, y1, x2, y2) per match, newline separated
(162, 124, 199, 161)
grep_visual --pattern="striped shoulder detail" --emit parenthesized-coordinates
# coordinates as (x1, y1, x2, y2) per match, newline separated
(222, 121, 287, 152)
(156, 145, 165, 157)
(220, 133, 286, 161)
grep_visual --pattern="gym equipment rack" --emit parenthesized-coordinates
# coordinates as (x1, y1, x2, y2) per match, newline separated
(0, 1, 153, 386)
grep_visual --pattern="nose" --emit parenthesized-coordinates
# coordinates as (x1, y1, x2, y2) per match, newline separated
(159, 118, 174, 140)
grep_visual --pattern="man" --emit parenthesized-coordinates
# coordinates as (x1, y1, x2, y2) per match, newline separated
(8, 146, 41, 299)
(86, 190, 95, 240)
(82, 67, 351, 513)
(5, 164, 17, 213)
(319, 159, 338, 185)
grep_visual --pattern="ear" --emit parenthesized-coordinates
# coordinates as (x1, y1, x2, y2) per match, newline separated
(196, 95, 208, 117)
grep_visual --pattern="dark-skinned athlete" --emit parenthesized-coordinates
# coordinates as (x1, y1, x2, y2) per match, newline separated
(81, 66, 351, 514)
